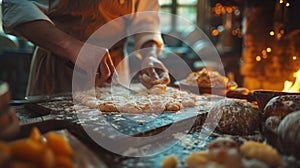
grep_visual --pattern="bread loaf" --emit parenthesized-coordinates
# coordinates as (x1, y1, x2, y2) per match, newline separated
(207, 99, 260, 135)
(264, 95, 300, 120)
(277, 111, 300, 158)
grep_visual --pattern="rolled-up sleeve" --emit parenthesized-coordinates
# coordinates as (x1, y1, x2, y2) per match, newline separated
(129, 0, 164, 54)
(2, 0, 53, 34)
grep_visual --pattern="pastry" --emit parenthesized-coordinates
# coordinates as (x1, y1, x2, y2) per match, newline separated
(262, 116, 281, 147)
(98, 102, 119, 112)
(185, 138, 243, 168)
(161, 155, 178, 168)
(74, 85, 197, 113)
(164, 138, 281, 168)
(208, 137, 239, 151)
(165, 99, 183, 112)
(148, 84, 167, 94)
(264, 116, 281, 133)
(206, 98, 260, 135)
(240, 141, 283, 167)
(263, 95, 300, 120)
(185, 152, 209, 167)
(277, 111, 300, 158)
(184, 68, 228, 88)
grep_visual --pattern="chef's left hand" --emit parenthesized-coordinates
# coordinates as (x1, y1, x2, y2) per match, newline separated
(139, 55, 170, 89)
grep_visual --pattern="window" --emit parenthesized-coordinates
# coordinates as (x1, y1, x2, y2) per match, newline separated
(0, 1, 3, 32)
(159, 0, 199, 33)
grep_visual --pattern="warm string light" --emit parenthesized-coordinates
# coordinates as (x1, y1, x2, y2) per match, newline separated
(251, 0, 299, 75)
(211, 28, 219, 36)
(292, 56, 297, 61)
(254, 51, 298, 63)
(261, 50, 268, 59)
(286, 2, 290, 7)
(232, 28, 243, 37)
(210, 3, 242, 38)
(279, 0, 291, 7)
(276, 33, 282, 40)
(262, 55, 268, 59)
(255, 47, 273, 62)
(211, 3, 239, 16)
(267, 0, 291, 39)
(269, 29, 284, 40)
(211, 0, 295, 65)
(260, 0, 291, 62)
(256, 56, 262, 62)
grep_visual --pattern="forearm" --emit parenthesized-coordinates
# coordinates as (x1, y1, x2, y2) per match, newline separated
(15, 20, 83, 63)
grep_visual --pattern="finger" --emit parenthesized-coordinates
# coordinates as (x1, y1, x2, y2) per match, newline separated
(138, 74, 153, 89)
(106, 53, 116, 75)
(145, 67, 160, 81)
(97, 56, 111, 85)
(141, 57, 159, 81)
(153, 72, 170, 85)
(151, 60, 170, 84)
(158, 68, 170, 80)
(105, 53, 120, 83)
(100, 56, 111, 77)
(101, 53, 118, 85)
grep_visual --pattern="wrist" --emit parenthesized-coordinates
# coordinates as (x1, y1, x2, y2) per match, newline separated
(138, 41, 159, 60)
(141, 40, 157, 48)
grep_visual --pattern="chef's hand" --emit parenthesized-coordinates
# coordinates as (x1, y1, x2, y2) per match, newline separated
(95, 52, 117, 87)
(70, 43, 116, 87)
(139, 55, 170, 88)
(137, 41, 170, 90)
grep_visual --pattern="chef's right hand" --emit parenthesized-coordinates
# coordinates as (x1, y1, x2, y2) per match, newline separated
(70, 44, 116, 87)
(95, 52, 117, 87)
